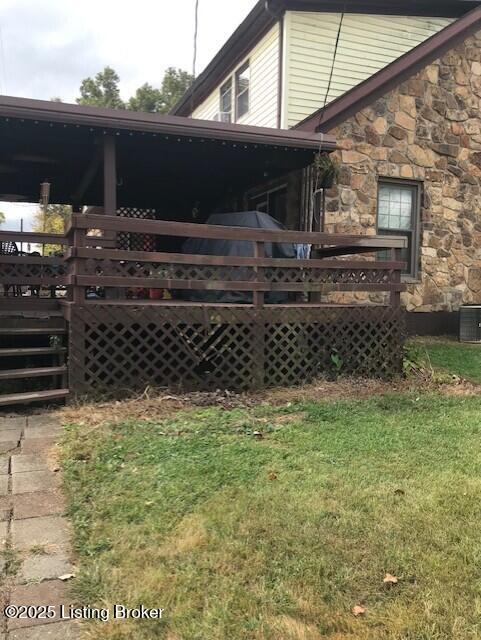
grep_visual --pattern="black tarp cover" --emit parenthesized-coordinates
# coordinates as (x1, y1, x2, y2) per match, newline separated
(180, 211, 296, 303)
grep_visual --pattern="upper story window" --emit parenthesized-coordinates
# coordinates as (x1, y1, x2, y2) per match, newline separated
(219, 79, 232, 122)
(377, 179, 421, 279)
(235, 62, 250, 120)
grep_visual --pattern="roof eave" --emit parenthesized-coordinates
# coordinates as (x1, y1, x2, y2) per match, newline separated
(171, 0, 478, 118)
(171, 0, 280, 117)
(0, 94, 337, 151)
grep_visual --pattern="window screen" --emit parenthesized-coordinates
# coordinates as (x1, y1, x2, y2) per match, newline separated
(377, 181, 419, 277)
(235, 62, 250, 120)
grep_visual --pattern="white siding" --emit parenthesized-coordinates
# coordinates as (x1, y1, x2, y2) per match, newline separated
(192, 91, 219, 121)
(192, 24, 280, 128)
(283, 11, 453, 128)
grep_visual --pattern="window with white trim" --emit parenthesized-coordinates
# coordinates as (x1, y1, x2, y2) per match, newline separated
(219, 79, 232, 122)
(377, 180, 420, 278)
(235, 62, 250, 120)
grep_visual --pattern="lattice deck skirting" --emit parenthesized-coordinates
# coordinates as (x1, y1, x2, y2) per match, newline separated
(68, 304, 405, 395)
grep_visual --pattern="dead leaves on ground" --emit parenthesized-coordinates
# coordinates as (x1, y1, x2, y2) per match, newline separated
(352, 574, 399, 617)
(352, 604, 366, 617)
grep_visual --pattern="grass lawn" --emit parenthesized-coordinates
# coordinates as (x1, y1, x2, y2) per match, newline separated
(63, 393, 481, 639)
(409, 336, 481, 383)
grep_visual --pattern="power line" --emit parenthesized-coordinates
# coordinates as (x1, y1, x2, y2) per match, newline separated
(312, 10, 345, 233)
(192, 0, 199, 79)
(189, 0, 200, 116)
(318, 10, 344, 133)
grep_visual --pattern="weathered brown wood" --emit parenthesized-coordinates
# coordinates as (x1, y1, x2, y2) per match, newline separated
(103, 135, 117, 215)
(391, 247, 402, 309)
(0, 299, 61, 312)
(68, 305, 405, 396)
(71, 228, 86, 304)
(71, 247, 405, 271)
(0, 230, 67, 245)
(0, 256, 66, 265)
(68, 214, 407, 249)
(72, 299, 387, 308)
(0, 366, 67, 380)
(253, 241, 265, 308)
(0, 347, 67, 357)
(313, 245, 395, 258)
(75, 274, 404, 293)
(0, 327, 67, 335)
(0, 277, 69, 286)
(0, 389, 69, 406)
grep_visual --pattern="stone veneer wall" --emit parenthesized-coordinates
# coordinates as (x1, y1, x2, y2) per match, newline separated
(324, 30, 481, 312)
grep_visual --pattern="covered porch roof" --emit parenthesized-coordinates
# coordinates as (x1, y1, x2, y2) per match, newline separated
(0, 96, 335, 216)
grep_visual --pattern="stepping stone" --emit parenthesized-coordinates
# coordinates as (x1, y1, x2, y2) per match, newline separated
(24, 417, 62, 440)
(13, 471, 58, 495)
(10, 621, 80, 638)
(17, 550, 73, 584)
(13, 492, 65, 520)
(21, 439, 58, 456)
(11, 455, 48, 474)
(0, 520, 8, 546)
(0, 441, 19, 455)
(0, 456, 9, 475)
(24, 426, 62, 440)
(0, 417, 26, 430)
(8, 580, 74, 630)
(0, 429, 21, 443)
(0, 496, 11, 521)
(27, 416, 59, 428)
(12, 516, 71, 551)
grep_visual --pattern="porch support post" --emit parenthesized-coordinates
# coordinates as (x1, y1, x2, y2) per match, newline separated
(103, 134, 117, 215)
(390, 247, 401, 309)
(253, 241, 265, 308)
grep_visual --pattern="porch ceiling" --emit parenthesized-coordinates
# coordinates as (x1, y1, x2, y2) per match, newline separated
(0, 96, 335, 216)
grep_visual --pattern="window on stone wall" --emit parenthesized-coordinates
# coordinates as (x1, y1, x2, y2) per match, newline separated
(377, 179, 420, 278)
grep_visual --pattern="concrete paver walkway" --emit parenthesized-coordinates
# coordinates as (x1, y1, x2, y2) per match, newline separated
(0, 415, 80, 639)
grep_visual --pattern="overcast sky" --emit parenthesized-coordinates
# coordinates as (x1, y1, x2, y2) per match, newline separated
(0, 0, 258, 228)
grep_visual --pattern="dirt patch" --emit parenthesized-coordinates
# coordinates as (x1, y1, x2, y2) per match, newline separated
(56, 375, 481, 428)
(160, 515, 207, 557)
(267, 615, 323, 640)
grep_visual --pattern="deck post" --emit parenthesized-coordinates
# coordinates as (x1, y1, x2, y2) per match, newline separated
(390, 247, 402, 309)
(253, 241, 265, 308)
(72, 226, 86, 305)
(103, 134, 117, 215)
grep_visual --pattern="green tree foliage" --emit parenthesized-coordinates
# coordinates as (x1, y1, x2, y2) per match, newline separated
(157, 67, 193, 113)
(77, 66, 193, 113)
(77, 66, 125, 109)
(127, 83, 162, 112)
(32, 205, 71, 254)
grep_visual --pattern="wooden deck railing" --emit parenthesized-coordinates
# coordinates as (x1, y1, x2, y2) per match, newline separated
(64, 214, 406, 308)
(0, 216, 407, 308)
(0, 231, 69, 301)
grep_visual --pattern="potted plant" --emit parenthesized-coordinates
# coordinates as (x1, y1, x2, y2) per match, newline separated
(313, 152, 339, 189)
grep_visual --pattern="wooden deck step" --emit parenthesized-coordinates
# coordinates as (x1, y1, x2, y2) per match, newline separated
(0, 347, 67, 357)
(0, 327, 67, 335)
(0, 388, 69, 407)
(0, 366, 67, 380)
